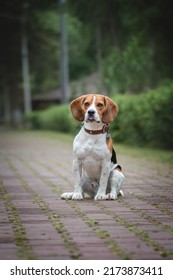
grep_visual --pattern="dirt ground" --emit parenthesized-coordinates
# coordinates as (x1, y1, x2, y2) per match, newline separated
(0, 130, 173, 260)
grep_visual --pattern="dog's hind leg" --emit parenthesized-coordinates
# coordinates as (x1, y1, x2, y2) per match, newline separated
(106, 169, 125, 200)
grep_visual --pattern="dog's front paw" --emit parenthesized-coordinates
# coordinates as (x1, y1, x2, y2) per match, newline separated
(61, 192, 73, 200)
(72, 192, 83, 200)
(94, 193, 108, 200)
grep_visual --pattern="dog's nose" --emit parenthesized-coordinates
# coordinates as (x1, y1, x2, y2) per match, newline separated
(88, 109, 95, 116)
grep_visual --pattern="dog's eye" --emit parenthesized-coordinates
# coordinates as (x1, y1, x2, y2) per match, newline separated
(97, 103, 104, 108)
(84, 102, 90, 107)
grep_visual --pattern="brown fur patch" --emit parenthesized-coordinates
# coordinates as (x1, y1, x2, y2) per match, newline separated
(106, 137, 113, 152)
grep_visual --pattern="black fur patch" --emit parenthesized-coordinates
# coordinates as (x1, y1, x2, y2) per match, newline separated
(111, 148, 117, 164)
(111, 148, 122, 170)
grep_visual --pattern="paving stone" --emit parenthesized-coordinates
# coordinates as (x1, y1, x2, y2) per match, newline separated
(0, 130, 173, 260)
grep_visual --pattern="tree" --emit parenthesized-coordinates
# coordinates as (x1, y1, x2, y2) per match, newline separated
(0, 0, 57, 123)
(68, 0, 173, 92)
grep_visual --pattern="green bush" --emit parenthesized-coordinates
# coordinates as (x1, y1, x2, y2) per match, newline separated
(26, 104, 80, 134)
(111, 84, 173, 149)
(25, 111, 42, 130)
(144, 85, 173, 148)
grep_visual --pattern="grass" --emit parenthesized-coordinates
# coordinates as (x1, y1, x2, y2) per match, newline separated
(115, 143, 173, 164)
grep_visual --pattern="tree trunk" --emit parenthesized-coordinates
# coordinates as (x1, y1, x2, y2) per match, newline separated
(9, 77, 22, 126)
(3, 86, 11, 124)
(96, 22, 104, 91)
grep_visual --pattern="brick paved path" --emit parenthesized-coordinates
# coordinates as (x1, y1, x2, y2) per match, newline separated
(0, 130, 173, 260)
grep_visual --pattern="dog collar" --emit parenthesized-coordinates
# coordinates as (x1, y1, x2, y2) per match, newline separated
(84, 125, 109, 135)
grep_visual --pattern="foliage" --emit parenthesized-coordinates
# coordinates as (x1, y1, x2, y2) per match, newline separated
(68, 16, 94, 79)
(28, 10, 59, 94)
(104, 36, 153, 92)
(29, 11, 94, 93)
(68, 0, 173, 91)
(1, 0, 173, 94)
(111, 84, 173, 149)
(26, 104, 79, 133)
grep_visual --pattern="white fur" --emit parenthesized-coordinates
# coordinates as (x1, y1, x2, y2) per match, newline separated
(61, 96, 125, 200)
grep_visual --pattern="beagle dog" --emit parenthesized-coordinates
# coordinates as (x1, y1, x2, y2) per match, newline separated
(61, 94, 125, 200)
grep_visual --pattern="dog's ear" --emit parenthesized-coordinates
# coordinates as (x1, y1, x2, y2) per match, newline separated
(102, 96, 119, 124)
(70, 95, 86, 121)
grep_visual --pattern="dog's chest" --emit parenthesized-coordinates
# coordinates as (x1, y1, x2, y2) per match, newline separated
(73, 129, 112, 180)
(73, 132, 110, 161)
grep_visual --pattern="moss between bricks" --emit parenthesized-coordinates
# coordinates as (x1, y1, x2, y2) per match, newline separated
(69, 201, 130, 260)
(129, 191, 173, 217)
(0, 183, 36, 260)
(120, 196, 173, 235)
(4, 157, 82, 260)
(98, 202, 173, 258)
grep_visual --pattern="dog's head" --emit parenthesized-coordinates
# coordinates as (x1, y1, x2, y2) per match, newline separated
(70, 94, 118, 124)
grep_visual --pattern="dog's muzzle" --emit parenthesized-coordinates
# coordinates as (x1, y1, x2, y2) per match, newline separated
(86, 109, 95, 122)
(86, 109, 100, 123)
